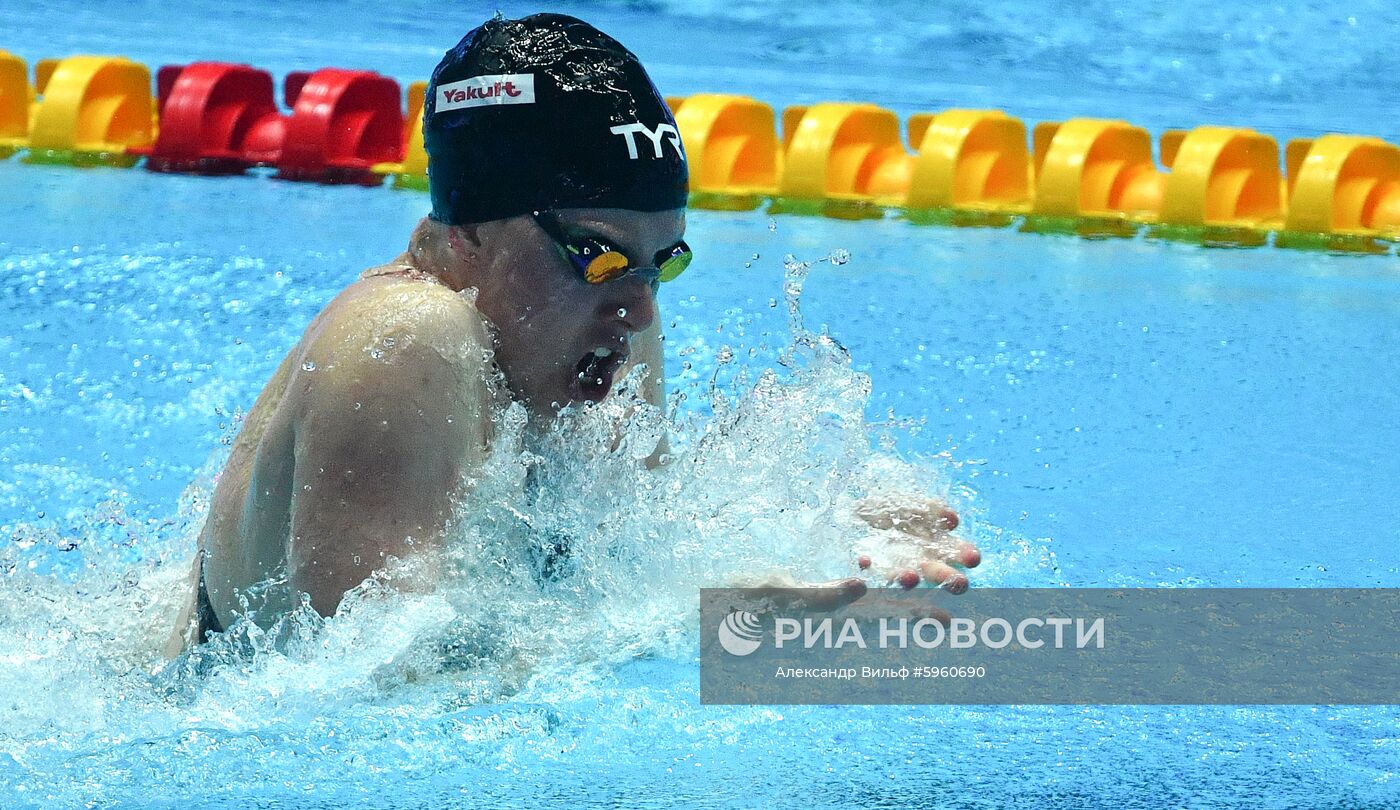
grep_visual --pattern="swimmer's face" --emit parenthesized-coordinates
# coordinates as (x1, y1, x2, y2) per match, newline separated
(463, 207, 684, 409)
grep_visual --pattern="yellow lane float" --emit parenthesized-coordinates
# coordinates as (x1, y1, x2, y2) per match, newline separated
(670, 93, 781, 207)
(1152, 126, 1282, 244)
(904, 109, 1031, 221)
(777, 102, 910, 212)
(26, 55, 153, 167)
(1030, 119, 1161, 233)
(1280, 135, 1400, 249)
(0, 50, 28, 157)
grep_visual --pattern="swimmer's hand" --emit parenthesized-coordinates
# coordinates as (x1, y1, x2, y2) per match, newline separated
(852, 496, 981, 594)
(727, 571, 869, 613)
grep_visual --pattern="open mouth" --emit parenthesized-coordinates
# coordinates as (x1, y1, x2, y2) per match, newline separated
(570, 345, 628, 402)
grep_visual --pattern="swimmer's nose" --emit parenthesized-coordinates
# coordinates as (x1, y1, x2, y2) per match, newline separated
(611, 273, 657, 333)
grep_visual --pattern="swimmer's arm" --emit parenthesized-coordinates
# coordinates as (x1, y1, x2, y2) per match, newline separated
(285, 307, 489, 617)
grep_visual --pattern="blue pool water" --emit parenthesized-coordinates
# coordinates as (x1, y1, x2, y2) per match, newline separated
(3, 2, 1399, 807)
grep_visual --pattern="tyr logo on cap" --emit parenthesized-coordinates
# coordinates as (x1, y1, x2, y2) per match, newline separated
(610, 122, 685, 161)
(437, 74, 536, 112)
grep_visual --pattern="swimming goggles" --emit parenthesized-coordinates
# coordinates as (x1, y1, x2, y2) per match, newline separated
(531, 210, 692, 285)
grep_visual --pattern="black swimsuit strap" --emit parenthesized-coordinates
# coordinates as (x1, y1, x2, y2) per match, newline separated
(195, 557, 225, 642)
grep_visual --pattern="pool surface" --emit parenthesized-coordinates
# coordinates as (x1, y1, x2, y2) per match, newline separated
(2, 1, 1399, 807)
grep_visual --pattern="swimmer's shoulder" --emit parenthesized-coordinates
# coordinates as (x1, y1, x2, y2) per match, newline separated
(283, 264, 497, 417)
(306, 264, 492, 367)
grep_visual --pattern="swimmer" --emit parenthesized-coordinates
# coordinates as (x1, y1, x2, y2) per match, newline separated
(167, 13, 979, 654)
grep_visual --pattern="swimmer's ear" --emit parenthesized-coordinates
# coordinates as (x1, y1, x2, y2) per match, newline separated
(439, 223, 486, 276)
(447, 222, 486, 252)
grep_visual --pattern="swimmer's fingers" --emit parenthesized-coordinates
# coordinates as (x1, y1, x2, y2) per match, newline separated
(863, 538, 979, 594)
(918, 560, 968, 594)
(853, 589, 954, 626)
(747, 577, 868, 614)
(917, 536, 981, 569)
(854, 496, 959, 541)
(880, 563, 963, 594)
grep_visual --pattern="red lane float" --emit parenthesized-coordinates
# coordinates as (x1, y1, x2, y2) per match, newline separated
(132, 62, 280, 173)
(278, 68, 402, 183)
(133, 63, 403, 183)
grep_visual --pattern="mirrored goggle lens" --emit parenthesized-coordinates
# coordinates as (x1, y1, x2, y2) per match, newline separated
(581, 250, 631, 284)
(657, 243, 692, 283)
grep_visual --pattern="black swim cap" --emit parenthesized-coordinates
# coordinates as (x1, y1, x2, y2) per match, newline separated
(425, 14, 688, 225)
